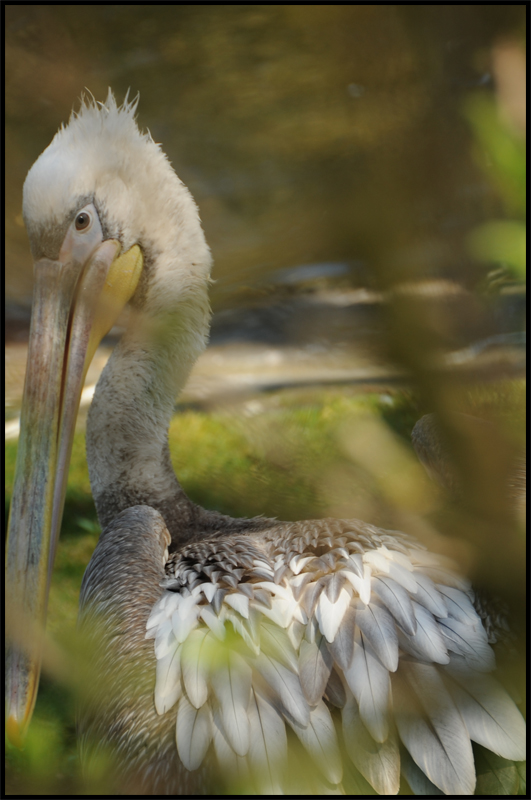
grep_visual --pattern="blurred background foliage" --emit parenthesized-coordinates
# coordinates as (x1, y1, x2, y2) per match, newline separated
(5, 4, 526, 795)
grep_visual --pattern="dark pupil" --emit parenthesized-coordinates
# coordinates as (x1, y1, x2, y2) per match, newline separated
(76, 213, 89, 230)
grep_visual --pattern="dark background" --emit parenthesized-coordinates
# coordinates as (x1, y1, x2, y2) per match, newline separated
(5, 5, 525, 311)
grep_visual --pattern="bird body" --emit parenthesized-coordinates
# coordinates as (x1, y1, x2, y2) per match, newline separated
(79, 508, 525, 795)
(6, 93, 525, 795)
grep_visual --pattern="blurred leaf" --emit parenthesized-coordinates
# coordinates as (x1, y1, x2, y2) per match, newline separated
(339, 413, 437, 514)
(76, 517, 101, 534)
(468, 220, 526, 279)
(473, 744, 521, 796)
(515, 762, 526, 796)
(465, 94, 526, 215)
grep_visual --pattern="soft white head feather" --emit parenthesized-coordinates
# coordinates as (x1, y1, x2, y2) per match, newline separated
(23, 90, 212, 314)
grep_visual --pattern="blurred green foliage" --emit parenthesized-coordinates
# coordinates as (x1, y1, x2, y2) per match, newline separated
(465, 95, 526, 215)
(465, 90, 526, 282)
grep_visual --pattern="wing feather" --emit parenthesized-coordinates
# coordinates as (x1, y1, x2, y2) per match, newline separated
(387, 562, 418, 594)
(211, 649, 252, 756)
(394, 661, 476, 795)
(172, 594, 201, 643)
(398, 601, 449, 664)
(299, 634, 333, 705)
(225, 591, 250, 618)
(344, 630, 390, 743)
(212, 708, 251, 783)
(342, 698, 400, 795)
(288, 699, 343, 785)
(436, 586, 478, 624)
(154, 646, 182, 715)
(412, 573, 448, 618)
(325, 667, 347, 708)
(371, 576, 417, 635)
(176, 694, 213, 771)
(327, 605, 356, 670)
(154, 621, 177, 659)
(445, 657, 526, 761)
(181, 628, 213, 709)
(354, 600, 399, 672)
(400, 748, 445, 795)
(247, 689, 288, 792)
(199, 604, 226, 640)
(260, 620, 299, 671)
(439, 617, 495, 671)
(253, 652, 310, 727)
(315, 586, 352, 642)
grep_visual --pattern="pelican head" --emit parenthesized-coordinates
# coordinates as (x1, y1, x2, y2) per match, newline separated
(5, 91, 212, 743)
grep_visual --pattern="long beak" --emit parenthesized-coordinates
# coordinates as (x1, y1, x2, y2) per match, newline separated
(5, 239, 142, 745)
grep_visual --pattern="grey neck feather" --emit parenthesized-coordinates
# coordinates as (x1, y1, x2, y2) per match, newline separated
(86, 285, 210, 548)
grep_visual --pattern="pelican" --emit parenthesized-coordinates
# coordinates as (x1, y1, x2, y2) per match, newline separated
(6, 92, 525, 795)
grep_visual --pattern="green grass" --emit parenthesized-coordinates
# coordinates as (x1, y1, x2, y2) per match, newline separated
(4, 383, 526, 794)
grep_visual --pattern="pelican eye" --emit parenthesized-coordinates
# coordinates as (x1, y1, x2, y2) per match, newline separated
(75, 211, 92, 231)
